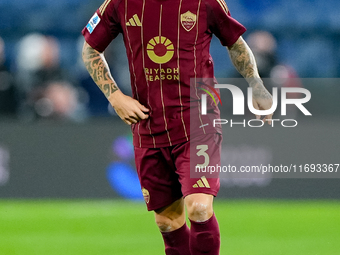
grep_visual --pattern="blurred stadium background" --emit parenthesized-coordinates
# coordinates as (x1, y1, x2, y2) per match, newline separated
(0, 0, 339, 254)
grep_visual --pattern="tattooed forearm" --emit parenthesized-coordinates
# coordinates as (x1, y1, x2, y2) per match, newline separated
(227, 37, 259, 80)
(82, 42, 119, 98)
(227, 37, 272, 100)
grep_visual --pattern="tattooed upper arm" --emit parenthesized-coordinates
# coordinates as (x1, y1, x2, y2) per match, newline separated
(82, 42, 119, 98)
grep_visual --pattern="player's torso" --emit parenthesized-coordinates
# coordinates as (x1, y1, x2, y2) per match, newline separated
(114, 0, 218, 148)
(116, 0, 213, 86)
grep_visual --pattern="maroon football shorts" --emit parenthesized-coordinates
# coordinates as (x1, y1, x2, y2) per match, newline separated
(134, 133, 222, 211)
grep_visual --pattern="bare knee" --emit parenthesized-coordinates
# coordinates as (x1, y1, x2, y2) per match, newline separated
(187, 202, 213, 222)
(154, 198, 185, 232)
(155, 215, 175, 232)
(185, 193, 214, 222)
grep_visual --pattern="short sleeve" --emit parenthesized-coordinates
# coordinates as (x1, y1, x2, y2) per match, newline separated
(82, 0, 122, 52)
(205, 0, 246, 47)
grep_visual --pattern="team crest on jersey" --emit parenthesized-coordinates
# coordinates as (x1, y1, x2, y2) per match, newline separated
(142, 188, 150, 204)
(181, 11, 197, 32)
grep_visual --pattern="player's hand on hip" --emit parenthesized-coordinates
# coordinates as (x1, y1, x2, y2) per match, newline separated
(109, 90, 149, 125)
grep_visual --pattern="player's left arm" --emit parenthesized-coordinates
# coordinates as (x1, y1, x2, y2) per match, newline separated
(227, 36, 273, 124)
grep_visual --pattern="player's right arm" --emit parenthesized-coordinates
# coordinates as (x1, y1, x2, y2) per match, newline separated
(82, 42, 149, 125)
(81, 0, 149, 125)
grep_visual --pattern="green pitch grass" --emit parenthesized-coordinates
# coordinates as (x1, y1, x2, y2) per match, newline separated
(0, 200, 339, 255)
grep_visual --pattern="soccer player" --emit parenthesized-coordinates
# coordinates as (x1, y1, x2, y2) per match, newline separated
(82, 0, 273, 254)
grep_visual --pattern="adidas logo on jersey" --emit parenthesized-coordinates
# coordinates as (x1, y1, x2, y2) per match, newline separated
(126, 14, 142, 27)
(193, 176, 210, 188)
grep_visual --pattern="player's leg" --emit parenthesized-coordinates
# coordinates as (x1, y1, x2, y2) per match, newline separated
(185, 193, 220, 255)
(173, 133, 222, 255)
(134, 146, 190, 255)
(154, 198, 191, 255)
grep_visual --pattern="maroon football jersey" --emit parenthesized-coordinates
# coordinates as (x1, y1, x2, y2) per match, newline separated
(82, 0, 246, 148)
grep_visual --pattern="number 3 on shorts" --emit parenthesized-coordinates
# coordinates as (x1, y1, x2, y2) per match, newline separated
(196, 145, 210, 168)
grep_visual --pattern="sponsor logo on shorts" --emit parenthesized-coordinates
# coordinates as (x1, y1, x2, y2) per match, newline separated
(142, 187, 150, 203)
(193, 176, 210, 188)
(86, 13, 101, 34)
